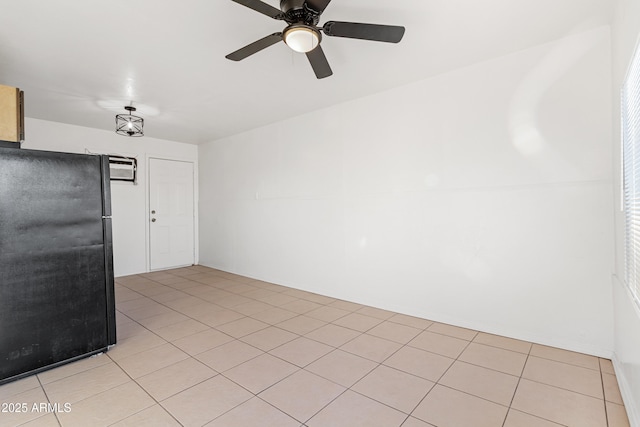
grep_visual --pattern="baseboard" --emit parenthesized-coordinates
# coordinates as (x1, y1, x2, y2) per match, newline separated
(612, 354, 640, 427)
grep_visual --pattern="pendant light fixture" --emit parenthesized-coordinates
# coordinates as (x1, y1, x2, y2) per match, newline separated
(115, 105, 144, 137)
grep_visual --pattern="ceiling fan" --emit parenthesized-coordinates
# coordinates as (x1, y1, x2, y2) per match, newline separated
(225, 0, 405, 79)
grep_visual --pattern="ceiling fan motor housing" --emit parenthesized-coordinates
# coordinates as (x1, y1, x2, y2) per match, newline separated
(280, 0, 320, 25)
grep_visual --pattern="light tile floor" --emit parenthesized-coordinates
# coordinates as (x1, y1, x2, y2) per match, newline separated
(0, 266, 631, 427)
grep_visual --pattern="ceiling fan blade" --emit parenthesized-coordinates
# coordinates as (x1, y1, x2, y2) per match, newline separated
(323, 21, 405, 43)
(305, 0, 332, 14)
(306, 45, 333, 79)
(226, 33, 283, 61)
(230, 0, 283, 19)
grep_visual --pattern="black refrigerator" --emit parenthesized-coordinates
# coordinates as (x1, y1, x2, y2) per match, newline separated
(0, 146, 116, 385)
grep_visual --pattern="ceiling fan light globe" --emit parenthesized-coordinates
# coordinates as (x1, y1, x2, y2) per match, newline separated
(284, 27, 319, 53)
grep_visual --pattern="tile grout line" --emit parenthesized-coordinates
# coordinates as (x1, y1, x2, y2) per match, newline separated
(501, 345, 532, 427)
(525, 353, 602, 372)
(401, 330, 478, 425)
(517, 377, 609, 402)
(601, 365, 611, 427)
(104, 345, 186, 427)
(501, 348, 579, 427)
(34, 373, 62, 427)
(35, 359, 132, 424)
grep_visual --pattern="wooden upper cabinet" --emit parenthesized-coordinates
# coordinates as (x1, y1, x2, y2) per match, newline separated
(0, 84, 24, 143)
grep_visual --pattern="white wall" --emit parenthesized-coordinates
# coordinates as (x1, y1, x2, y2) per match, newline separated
(199, 27, 614, 356)
(21, 118, 198, 277)
(612, 0, 640, 423)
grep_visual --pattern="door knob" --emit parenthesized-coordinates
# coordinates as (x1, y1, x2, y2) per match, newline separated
(151, 218, 156, 222)
(151, 210, 156, 214)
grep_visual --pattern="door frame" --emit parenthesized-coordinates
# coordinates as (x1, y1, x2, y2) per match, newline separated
(145, 154, 198, 272)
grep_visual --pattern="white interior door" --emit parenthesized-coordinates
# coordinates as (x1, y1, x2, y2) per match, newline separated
(149, 158, 195, 270)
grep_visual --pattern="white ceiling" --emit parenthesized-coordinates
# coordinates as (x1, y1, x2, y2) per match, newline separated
(0, 0, 612, 144)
